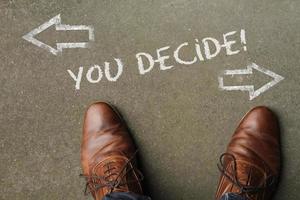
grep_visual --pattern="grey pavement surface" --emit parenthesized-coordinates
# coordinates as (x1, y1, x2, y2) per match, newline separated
(1, 0, 299, 199)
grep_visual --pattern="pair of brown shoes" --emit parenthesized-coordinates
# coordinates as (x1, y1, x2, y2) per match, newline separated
(80, 102, 281, 200)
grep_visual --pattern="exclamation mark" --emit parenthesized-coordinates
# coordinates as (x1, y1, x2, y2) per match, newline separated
(240, 29, 247, 51)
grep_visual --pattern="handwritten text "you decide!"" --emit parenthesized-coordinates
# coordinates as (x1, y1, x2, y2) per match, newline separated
(68, 29, 247, 89)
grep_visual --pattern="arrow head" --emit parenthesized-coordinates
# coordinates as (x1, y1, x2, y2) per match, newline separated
(22, 14, 62, 55)
(248, 63, 284, 100)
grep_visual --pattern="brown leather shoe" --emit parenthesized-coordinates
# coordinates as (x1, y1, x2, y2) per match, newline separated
(80, 102, 143, 200)
(215, 106, 281, 200)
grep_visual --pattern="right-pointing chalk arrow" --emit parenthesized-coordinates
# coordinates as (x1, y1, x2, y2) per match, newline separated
(218, 62, 284, 100)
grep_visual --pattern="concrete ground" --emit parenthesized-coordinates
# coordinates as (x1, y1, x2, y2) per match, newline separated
(1, 0, 299, 199)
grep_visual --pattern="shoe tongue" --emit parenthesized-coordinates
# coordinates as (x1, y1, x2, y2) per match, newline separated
(231, 160, 267, 188)
(93, 155, 131, 193)
(90, 155, 131, 200)
(93, 155, 128, 179)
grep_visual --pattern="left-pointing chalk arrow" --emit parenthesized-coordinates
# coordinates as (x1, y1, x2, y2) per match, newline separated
(22, 14, 95, 55)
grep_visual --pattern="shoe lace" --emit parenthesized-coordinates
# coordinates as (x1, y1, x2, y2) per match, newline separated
(80, 150, 144, 196)
(217, 153, 276, 198)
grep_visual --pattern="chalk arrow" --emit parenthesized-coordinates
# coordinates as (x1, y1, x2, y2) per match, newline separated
(218, 63, 284, 100)
(22, 14, 95, 55)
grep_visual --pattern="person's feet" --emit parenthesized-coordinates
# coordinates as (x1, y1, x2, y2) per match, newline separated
(215, 106, 281, 200)
(80, 102, 143, 200)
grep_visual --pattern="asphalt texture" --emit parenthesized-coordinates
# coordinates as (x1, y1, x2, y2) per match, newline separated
(1, 0, 300, 199)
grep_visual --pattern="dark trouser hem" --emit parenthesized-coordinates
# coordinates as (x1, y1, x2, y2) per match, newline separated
(102, 192, 151, 200)
(220, 192, 247, 200)
(103, 191, 246, 200)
